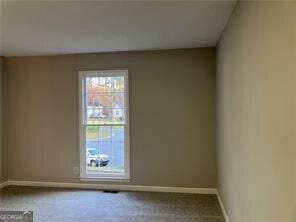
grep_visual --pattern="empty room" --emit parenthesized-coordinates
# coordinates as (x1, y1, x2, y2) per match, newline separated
(0, 1, 295, 222)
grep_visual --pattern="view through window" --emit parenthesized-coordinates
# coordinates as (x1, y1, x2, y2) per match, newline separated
(80, 70, 129, 179)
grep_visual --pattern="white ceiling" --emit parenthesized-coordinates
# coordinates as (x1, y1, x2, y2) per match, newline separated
(0, 1, 236, 57)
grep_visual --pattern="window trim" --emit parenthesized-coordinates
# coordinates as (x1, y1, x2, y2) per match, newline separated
(79, 70, 130, 181)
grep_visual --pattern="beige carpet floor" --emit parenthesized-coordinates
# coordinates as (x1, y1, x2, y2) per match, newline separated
(0, 186, 225, 222)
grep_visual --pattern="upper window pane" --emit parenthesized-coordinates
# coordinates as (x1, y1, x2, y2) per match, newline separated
(86, 76, 125, 93)
(84, 73, 126, 125)
(112, 76, 125, 92)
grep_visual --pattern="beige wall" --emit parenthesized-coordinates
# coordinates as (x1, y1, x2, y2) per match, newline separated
(0, 57, 2, 183)
(2, 48, 217, 188)
(217, 2, 296, 222)
(1, 56, 7, 183)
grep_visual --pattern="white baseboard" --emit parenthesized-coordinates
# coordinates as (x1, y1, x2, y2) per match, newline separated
(1, 180, 217, 195)
(0, 180, 9, 189)
(217, 191, 230, 222)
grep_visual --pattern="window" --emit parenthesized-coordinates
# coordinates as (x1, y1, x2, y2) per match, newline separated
(79, 70, 130, 180)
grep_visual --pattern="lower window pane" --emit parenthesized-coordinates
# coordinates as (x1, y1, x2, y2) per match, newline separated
(112, 142, 124, 174)
(99, 126, 112, 142)
(86, 126, 99, 141)
(112, 126, 124, 142)
(85, 126, 125, 176)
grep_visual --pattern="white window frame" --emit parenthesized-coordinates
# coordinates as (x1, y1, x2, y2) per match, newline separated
(79, 70, 130, 181)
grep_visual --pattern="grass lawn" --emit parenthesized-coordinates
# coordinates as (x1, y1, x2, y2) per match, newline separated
(86, 126, 109, 140)
(86, 125, 123, 140)
(87, 119, 125, 125)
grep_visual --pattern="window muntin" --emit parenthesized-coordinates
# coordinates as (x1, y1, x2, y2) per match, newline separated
(79, 70, 129, 180)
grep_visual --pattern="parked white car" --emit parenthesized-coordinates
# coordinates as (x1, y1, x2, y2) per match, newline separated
(86, 148, 109, 167)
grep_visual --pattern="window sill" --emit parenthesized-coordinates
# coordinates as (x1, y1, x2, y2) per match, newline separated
(80, 176, 131, 183)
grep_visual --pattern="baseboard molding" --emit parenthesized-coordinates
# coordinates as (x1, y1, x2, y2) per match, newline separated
(217, 191, 230, 222)
(0, 180, 9, 189)
(2, 180, 217, 195)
